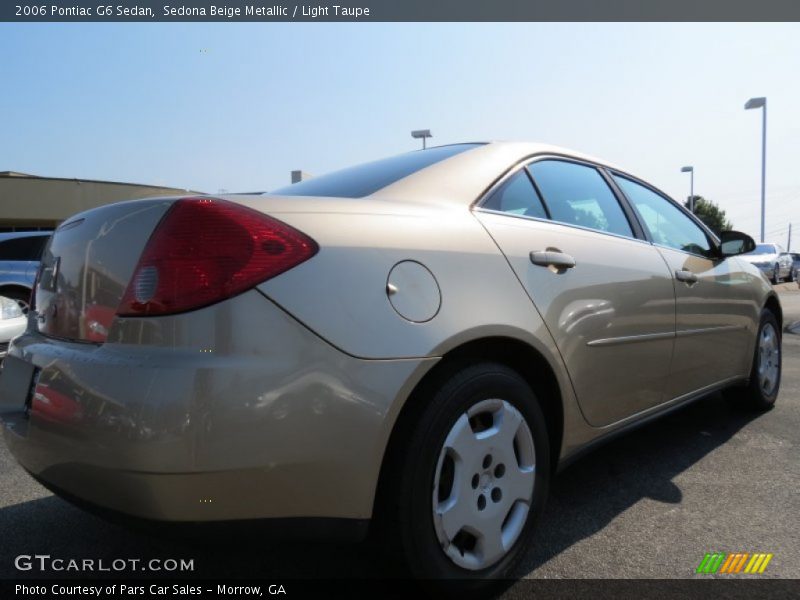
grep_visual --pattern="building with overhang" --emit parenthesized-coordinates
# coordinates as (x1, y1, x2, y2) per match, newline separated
(0, 171, 200, 231)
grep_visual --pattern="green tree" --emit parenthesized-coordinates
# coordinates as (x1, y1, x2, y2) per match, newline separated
(685, 196, 733, 235)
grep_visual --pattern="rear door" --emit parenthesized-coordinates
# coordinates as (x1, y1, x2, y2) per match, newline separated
(610, 174, 753, 399)
(474, 158, 676, 427)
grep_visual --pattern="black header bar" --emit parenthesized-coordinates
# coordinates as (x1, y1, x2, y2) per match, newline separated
(4, 0, 800, 22)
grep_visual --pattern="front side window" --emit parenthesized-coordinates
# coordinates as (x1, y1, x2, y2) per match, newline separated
(527, 160, 633, 237)
(481, 170, 547, 219)
(612, 175, 713, 257)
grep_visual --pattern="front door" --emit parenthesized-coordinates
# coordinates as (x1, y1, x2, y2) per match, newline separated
(611, 174, 753, 399)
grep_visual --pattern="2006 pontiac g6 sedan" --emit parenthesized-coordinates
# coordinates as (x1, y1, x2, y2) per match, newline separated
(0, 142, 782, 581)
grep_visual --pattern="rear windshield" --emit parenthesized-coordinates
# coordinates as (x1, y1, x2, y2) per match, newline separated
(270, 144, 482, 198)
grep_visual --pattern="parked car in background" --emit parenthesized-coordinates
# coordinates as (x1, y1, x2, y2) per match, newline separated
(739, 243, 793, 284)
(0, 296, 27, 359)
(0, 143, 783, 585)
(0, 231, 52, 313)
(788, 253, 800, 283)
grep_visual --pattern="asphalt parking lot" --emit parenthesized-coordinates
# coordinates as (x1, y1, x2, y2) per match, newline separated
(0, 288, 798, 583)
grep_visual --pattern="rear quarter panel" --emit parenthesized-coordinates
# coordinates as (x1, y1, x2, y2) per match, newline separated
(253, 203, 550, 360)
(245, 201, 596, 458)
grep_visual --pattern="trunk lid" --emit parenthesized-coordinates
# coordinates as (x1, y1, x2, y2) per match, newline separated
(35, 198, 174, 342)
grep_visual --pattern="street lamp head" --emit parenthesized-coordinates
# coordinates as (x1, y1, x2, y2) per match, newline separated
(745, 97, 766, 110)
(411, 129, 432, 139)
(681, 166, 693, 173)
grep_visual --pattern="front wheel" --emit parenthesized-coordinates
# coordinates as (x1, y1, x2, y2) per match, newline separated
(726, 309, 781, 410)
(391, 363, 550, 585)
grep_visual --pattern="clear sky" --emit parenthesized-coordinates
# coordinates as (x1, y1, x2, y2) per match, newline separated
(1, 22, 799, 243)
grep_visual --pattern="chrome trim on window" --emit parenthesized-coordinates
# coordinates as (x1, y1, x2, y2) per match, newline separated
(475, 207, 653, 246)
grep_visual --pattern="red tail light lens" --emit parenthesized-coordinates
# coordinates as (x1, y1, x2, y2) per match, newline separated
(117, 197, 318, 316)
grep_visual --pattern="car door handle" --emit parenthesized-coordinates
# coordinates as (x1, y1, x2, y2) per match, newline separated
(530, 250, 576, 269)
(675, 269, 698, 284)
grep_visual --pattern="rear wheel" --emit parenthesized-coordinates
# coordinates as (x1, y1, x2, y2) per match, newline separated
(771, 264, 781, 284)
(726, 309, 781, 410)
(388, 363, 550, 587)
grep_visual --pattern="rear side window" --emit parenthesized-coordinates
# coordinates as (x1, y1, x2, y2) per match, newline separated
(270, 144, 482, 198)
(482, 170, 547, 219)
(612, 175, 712, 257)
(0, 236, 49, 261)
(527, 160, 633, 238)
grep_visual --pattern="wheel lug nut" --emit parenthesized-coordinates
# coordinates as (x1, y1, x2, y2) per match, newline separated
(477, 495, 486, 510)
(483, 455, 492, 469)
(471, 474, 479, 489)
(494, 464, 505, 478)
(491, 488, 502, 503)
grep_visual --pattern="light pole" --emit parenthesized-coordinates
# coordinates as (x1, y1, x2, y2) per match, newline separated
(411, 129, 432, 150)
(681, 166, 694, 212)
(745, 96, 767, 242)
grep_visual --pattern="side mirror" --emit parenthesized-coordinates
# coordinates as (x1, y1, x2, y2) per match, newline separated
(719, 230, 756, 257)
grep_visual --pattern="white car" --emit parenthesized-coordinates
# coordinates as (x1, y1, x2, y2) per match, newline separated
(739, 243, 793, 283)
(0, 296, 27, 358)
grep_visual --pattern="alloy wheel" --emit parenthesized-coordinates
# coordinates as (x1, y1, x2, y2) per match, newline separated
(757, 322, 780, 395)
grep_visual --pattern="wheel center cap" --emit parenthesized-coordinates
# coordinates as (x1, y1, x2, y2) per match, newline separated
(479, 472, 492, 489)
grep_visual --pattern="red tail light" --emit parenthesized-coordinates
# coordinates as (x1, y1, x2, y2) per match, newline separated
(117, 197, 318, 317)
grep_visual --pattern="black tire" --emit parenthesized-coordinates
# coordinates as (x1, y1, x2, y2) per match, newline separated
(386, 362, 550, 590)
(725, 309, 781, 411)
(788, 268, 796, 283)
(771, 264, 780, 284)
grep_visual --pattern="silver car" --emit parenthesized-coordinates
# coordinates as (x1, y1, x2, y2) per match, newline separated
(739, 243, 793, 284)
(0, 142, 782, 583)
(790, 253, 800, 282)
(0, 296, 27, 359)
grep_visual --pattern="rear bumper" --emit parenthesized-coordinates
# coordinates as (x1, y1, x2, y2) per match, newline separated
(27, 468, 370, 542)
(0, 289, 433, 523)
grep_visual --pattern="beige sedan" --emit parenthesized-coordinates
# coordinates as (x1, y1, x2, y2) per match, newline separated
(0, 142, 782, 584)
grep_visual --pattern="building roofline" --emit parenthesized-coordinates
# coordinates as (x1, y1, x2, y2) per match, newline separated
(0, 172, 200, 193)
